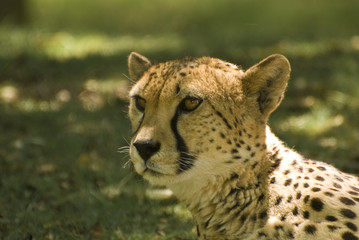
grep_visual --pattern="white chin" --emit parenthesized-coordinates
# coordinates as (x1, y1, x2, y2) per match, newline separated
(134, 162, 146, 175)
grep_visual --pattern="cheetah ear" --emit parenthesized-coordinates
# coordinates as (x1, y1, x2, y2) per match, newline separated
(128, 52, 152, 81)
(242, 54, 291, 118)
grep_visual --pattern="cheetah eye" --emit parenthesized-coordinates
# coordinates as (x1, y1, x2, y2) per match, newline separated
(134, 96, 146, 112)
(179, 97, 203, 112)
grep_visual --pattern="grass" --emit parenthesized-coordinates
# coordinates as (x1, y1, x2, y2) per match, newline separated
(1, 0, 359, 239)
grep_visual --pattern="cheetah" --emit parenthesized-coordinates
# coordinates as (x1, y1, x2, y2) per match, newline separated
(127, 52, 359, 240)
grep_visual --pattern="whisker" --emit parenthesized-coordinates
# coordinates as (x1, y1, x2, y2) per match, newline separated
(122, 73, 136, 84)
(122, 137, 130, 145)
(122, 159, 133, 169)
(118, 146, 130, 154)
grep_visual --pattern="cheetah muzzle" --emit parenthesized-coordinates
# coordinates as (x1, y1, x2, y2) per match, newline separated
(127, 52, 359, 240)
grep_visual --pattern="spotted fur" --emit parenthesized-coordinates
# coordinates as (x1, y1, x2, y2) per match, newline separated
(127, 52, 359, 240)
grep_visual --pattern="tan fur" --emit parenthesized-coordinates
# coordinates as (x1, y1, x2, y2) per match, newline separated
(128, 52, 359, 240)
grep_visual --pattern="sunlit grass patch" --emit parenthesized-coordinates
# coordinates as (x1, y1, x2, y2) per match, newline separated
(78, 78, 130, 111)
(0, 85, 18, 102)
(0, 27, 185, 61)
(42, 32, 185, 60)
(279, 104, 344, 136)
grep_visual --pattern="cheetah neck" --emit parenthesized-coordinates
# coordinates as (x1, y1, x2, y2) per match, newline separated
(170, 169, 268, 238)
(168, 128, 291, 239)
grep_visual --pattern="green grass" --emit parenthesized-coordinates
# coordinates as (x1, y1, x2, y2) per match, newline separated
(1, 0, 359, 239)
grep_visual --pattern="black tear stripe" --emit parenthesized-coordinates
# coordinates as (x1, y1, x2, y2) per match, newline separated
(132, 114, 144, 137)
(171, 108, 195, 174)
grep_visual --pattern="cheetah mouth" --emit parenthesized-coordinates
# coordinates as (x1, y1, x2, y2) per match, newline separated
(142, 163, 174, 177)
(143, 168, 164, 176)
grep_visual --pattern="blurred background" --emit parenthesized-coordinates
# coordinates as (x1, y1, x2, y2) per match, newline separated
(0, 0, 358, 239)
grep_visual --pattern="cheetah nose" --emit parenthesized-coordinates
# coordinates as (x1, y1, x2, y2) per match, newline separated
(133, 140, 161, 162)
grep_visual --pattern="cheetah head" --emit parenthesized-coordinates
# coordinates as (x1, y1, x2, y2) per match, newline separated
(128, 52, 290, 186)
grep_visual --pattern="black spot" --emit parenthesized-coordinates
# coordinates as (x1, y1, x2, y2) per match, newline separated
(287, 196, 293, 203)
(296, 192, 302, 199)
(275, 196, 283, 205)
(227, 139, 232, 145)
(310, 198, 324, 211)
(317, 166, 326, 171)
(215, 223, 225, 231)
(258, 210, 267, 220)
(258, 232, 267, 237)
(304, 224, 317, 235)
(179, 72, 186, 77)
(349, 191, 359, 196)
(333, 182, 342, 189)
(340, 197, 356, 206)
(334, 175, 344, 182)
(312, 187, 321, 192)
(284, 170, 290, 175)
(315, 176, 325, 181)
(304, 195, 310, 203)
(258, 194, 265, 202)
(270, 177, 276, 184)
(341, 209, 357, 219)
(324, 191, 334, 197)
(345, 222, 358, 232)
(233, 155, 242, 160)
(308, 168, 314, 172)
(231, 149, 238, 154)
(284, 179, 292, 186)
(325, 216, 338, 222)
(240, 214, 248, 223)
(304, 183, 309, 188)
(246, 145, 251, 151)
(281, 215, 287, 221)
(292, 207, 298, 216)
(220, 132, 226, 138)
(275, 225, 284, 230)
(303, 211, 310, 219)
(342, 231, 359, 240)
(294, 183, 299, 189)
(327, 225, 338, 231)
(175, 83, 181, 94)
(227, 202, 240, 212)
(271, 158, 282, 171)
(196, 225, 200, 237)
